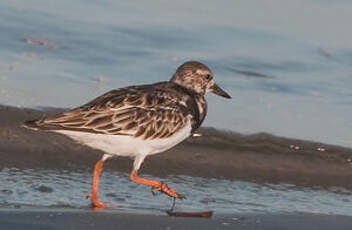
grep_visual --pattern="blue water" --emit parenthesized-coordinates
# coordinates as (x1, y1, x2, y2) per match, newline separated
(1, 168, 352, 216)
(1, 0, 352, 147)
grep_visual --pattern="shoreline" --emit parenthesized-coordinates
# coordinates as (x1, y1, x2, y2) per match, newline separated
(0, 208, 352, 230)
(1, 104, 352, 190)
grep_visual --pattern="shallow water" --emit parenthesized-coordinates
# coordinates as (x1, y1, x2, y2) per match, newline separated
(0, 0, 352, 147)
(0, 168, 351, 216)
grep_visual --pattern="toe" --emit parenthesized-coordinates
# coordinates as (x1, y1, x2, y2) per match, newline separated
(159, 183, 185, 199)
(176, 193, 186, 200)
(91, 200, 109, 208)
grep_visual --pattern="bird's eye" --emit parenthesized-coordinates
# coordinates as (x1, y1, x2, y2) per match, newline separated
(205, 74, 212, 80)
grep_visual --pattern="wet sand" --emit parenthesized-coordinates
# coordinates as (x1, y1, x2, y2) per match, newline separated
(1, 104, 352, 189)
(1, 208, 352, 230)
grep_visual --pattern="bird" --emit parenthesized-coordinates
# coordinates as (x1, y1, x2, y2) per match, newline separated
(23, 61, 231, 208)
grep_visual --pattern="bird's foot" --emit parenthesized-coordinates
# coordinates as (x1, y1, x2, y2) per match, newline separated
(91, 199, 110, 208)
(87, 193, 111, 208)
(152, 182, 185, 199)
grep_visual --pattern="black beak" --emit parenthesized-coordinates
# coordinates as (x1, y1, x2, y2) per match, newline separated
(211, 83, 231, 99)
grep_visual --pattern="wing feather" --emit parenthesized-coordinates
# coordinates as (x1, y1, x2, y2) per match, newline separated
(34, 84, 191, 139)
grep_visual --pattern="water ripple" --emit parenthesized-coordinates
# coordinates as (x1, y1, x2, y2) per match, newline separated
(0, 168, 351, 216)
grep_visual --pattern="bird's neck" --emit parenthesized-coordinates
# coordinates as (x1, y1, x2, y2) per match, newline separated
(193, 95, 207, 131)
(168, 82, 207, 132)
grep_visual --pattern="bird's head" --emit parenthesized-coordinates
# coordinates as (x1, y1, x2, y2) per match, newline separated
(171, 61, 231, 99)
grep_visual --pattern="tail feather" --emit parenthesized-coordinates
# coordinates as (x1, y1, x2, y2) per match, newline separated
(23, 119, 64, 131)
(22, 120, 41, 130)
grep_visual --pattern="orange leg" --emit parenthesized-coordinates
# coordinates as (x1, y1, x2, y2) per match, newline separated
(129, 170, 185, 199)
(88, 159, 110, 208)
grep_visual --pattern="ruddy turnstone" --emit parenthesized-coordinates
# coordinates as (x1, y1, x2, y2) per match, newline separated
(23, 61, 231, 208)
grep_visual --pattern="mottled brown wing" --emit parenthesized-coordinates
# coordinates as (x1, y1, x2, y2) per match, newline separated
(35, 85, 191, 140)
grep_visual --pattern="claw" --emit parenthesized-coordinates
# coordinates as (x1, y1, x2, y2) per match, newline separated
(88, 192, 112, 208)
(130, 170, 185, 200)
(151, 187, 158, 196)
(155, 183, 185, 200)
(91, 199, 110, 208)
(177, 193, 186, 200)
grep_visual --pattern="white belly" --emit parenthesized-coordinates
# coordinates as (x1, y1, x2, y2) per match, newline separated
(55, 121, 192, 158)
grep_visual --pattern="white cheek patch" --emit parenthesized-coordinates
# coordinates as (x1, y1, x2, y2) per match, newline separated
(179, 101, 187, 106)
(194, 85, 203, 93)
(206, 81, 215, 92)
(196, 69, 209, 75)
